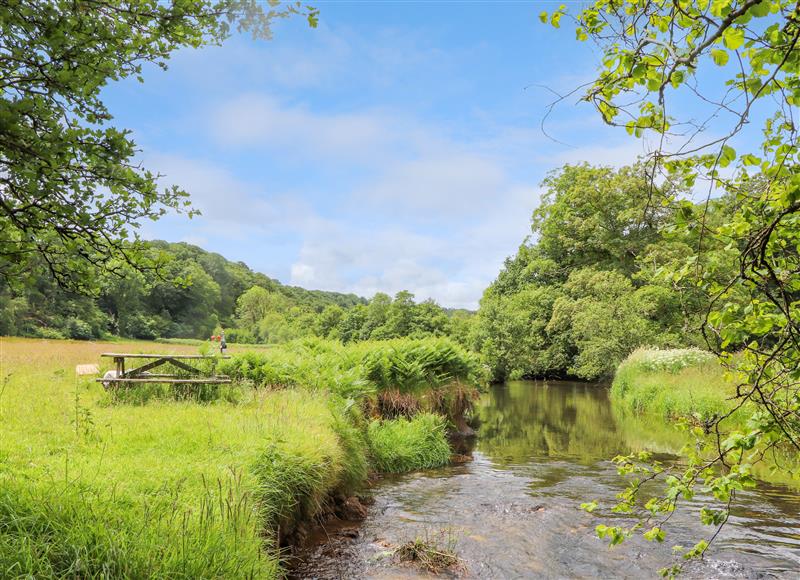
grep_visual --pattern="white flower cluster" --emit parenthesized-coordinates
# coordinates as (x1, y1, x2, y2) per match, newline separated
(628, 347, 716, 374)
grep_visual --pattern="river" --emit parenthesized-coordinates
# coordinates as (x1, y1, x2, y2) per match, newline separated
(293, 381, 800, 578)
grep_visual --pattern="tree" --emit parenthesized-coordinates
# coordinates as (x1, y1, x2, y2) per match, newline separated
(542, 0, 800, 571)
(552, 268, 665, 379)
(385, 290, 416, 337)
(0, 0, 316, 291)
(315, 304, 344, 338)
(535, 164, 674, 275)
(474, 285, 562, 381)
(477, 162, 697, 381)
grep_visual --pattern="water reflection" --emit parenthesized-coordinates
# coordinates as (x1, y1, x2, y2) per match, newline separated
(477, 381, 625, 464)
(294, 381, 800, 578)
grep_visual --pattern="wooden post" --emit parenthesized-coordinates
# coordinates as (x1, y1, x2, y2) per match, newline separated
(115, 356, 125, 378)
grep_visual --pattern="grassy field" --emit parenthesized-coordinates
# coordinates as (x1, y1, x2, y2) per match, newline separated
(0, 336, 466, 578)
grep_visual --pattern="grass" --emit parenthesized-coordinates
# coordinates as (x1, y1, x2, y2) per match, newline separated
(610, 347, 800, 487)
(0, 336, 460, 578)
(156, 337, 276, 350)
(367, 414, 452, 473)
(393, 527, 463, 574)
(611, 347, 736, 421)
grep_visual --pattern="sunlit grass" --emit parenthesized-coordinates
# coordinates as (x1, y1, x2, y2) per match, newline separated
(611, 347, 736, 420)
(610, 347, 800, 487)
(0, 337, 366, 577)
(0, 336, 462, 577)
(367, 414, 452, 473)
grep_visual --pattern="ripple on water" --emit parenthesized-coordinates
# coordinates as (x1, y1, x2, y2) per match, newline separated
(293, 381, 800, 579)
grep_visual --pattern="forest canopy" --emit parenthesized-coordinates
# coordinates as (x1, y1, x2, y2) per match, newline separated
(0, 239, 469, 345)
(474, 162, 738, 382)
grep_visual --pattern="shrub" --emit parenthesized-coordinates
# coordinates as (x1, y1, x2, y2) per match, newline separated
(219, 337, 485, 423)
(120, 313, 159, 340)
(63, 318, 94, 340)
(359, 338, 485, 394)
(30, 326, 66, 340)
(367, 413, 452, 473)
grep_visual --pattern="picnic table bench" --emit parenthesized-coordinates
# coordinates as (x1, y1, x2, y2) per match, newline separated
(97, 353, 231, 386)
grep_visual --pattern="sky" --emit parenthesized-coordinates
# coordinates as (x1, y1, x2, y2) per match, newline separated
(101, 2, 678, 309)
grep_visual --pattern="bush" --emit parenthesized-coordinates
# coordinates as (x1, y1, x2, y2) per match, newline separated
(65, 318, 94, 340)
(224, 327, 258, 344)
(219, 337, 485, 422)
(367, 413, 452, 473)
(30, 326, 66, 340)
(120, 313, 159, 340)
(359, 338, 485, 394)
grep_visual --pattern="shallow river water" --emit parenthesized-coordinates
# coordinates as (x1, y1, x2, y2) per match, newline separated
(293, 381, 800, 579)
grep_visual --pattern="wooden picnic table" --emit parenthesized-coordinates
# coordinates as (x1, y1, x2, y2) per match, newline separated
(98, 352, 231, 386)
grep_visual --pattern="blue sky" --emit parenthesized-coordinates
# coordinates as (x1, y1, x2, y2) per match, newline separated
(101, 2, 689, 309)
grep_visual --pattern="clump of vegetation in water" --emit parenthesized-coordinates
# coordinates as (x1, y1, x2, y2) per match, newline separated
(394, 528, 463, 574)
(367, 414, 452, 473)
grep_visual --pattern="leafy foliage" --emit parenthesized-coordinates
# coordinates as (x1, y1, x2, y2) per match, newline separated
(0, 0, 316, 291)
(475, 163, 716, 381)
(541, 0, 800, 571)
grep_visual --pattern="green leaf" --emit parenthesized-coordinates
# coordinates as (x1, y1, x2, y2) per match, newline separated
(722, 144, 736, 162)
(742, 153, 761, 166)
(644, 526, 666, 542)
(723, 27, 745, 50)
(711, 49, 729, 66)
(580, 500, 599, 513)
(749, 0, 770, 17)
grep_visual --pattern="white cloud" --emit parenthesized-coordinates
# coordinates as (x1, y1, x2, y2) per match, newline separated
(351, 153, 507, 216)
(145, 153, 317, 233)
(211, 94, 392, 160)
(143, 91, 546, 309)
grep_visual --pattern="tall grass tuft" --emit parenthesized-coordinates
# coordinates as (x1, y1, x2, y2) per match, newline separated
(612, 347, 734, 420)
(367, 414, 452, 473)
(0, 473, 276, 578)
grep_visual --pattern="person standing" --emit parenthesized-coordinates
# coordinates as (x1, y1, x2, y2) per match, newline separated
(219, 331, 227, 355)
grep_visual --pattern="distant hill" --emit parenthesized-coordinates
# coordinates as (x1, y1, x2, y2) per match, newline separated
(0, 239, 367, 340)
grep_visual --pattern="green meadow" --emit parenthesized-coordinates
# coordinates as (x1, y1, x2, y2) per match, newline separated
(0, 336, 482, 578)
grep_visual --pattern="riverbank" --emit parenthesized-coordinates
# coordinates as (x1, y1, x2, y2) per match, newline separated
(610, 347, 800, 488)
(0, 336, 481, 577)
(294, 380, 800, 577)
(611, 347, 736, 420)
